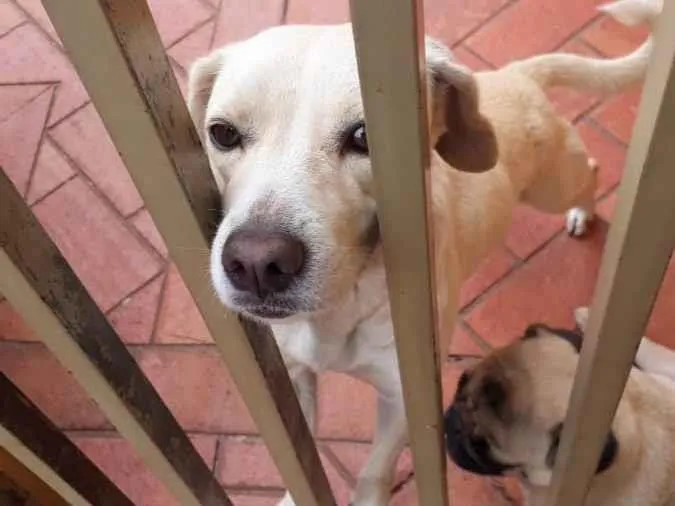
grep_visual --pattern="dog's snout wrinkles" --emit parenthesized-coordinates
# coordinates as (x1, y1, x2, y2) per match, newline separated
(222, 229, 305, 297)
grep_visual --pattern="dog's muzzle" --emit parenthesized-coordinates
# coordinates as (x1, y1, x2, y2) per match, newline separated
(444, 405, 515, 476)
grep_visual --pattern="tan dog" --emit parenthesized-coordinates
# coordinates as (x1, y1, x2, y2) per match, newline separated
(445, 308, 675, 505)
(187, 0, 660, 503)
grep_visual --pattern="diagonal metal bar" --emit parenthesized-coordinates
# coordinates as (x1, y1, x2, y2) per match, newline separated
(0, 170, 231, 506)
(39, 1, 335, 504)
(0, 372, 133, 506)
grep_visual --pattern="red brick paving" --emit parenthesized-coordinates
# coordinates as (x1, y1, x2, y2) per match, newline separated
(0, 0, 671, 504)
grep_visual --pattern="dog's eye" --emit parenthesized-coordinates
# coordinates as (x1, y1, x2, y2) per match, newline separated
(344, 122, 368, 155)
(481, 378, 506, 414)
(208, 122, 242, 151)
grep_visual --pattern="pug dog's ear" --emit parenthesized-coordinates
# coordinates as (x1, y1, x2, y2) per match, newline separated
(187, 50, 225, 141)
(547, 423, 619, 473)
(426, 39, 498, 172)
(597, 431, 619, 473)
(522, 323, 584, 353)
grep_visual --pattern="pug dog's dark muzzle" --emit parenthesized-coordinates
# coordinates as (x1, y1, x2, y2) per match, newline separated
(444, 405, 515, 476)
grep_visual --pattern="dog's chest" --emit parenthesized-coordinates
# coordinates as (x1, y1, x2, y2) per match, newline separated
(272, 271, 393, 374)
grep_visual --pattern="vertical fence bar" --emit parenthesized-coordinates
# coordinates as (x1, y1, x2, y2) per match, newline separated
(349, 1, 449, 504)
(548, 3, 675, 504)
(0, 171, 231, 506)
(39, 2, 335, 505)
(0, 373, 133, 506)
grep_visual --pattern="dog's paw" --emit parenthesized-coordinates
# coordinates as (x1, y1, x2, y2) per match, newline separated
(350, 478, 390, 506)
(277, 491, 296, 506)
(566, 207, 593, 237)
(574, 307, 590, 332)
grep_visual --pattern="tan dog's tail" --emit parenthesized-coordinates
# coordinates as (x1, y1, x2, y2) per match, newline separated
(506, 0, 662, 94)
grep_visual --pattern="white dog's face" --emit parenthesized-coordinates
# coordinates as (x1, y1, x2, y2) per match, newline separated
(187, 24, 496, 321)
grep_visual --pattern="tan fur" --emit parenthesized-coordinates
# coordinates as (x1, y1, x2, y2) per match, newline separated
(187, 0, 660, 503)
(450, 321, 675, 506)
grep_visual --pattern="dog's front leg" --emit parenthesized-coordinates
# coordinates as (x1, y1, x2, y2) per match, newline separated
(277, 365, 318, 506)
(351, 351, 407, 506)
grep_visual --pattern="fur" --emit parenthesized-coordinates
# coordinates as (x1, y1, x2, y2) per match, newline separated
(187, 0, 660, 503)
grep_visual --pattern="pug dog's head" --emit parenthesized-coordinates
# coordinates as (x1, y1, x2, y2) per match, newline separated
(444, 323, 619, 487)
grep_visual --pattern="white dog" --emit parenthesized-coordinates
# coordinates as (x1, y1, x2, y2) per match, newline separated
(187, 0, 659, 503)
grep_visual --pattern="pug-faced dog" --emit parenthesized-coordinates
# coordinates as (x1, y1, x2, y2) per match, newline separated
(445, 308, 675, 506)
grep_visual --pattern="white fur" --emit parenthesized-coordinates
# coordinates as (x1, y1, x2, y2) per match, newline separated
(187, 0, 659, 503)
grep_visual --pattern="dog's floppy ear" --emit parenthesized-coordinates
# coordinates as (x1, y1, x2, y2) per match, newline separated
(426, 40, 498, 172)
(547, 423, 619, 473)
(522, 323, 583, 353)
(187, 50, 225, 140)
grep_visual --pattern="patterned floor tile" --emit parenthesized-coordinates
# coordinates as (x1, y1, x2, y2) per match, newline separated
(0, 83, 48, 122)
(108, 274, 165, 345)
(322, 442, 413, 488)
(72, 433, 217, 506)
(453, 45, 494, 71)
(146, 0, 214, 47)
(450, 324, 487, 356)
(154, 263, 212, 344)
(132, 346, 256, 433)
(465, 0, 603, 66)
(212, 0, 284, 49)
(32, 177, 163, 311)
(49, 104, 144, 217)
(505, 205, 564, 260)
(216, 436, 284, 489)
(0, 86, 52, 195)
(0, 24, 87, 124)
(466, 222, 609, 347)
(130, 209, 169, 258)
(0, 1, 24, 37)
(285, 0, 349, 24)
(25, 135, 75, 204)
(167, 20, 214, 72)
(460, 247, 517, 310)
(592, 87, 642, 144)
(424, 0, 509, 47)
(14, 0, 60, 43)
(229, 494, 281, 506)
(0, 342, 110, 429)
(580, 13, 650, 57)
(0, 300, 36, 342)
(317, 371, 376, 442)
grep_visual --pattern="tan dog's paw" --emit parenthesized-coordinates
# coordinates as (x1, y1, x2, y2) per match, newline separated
(567, 158, 598, 236)
(566, 207, 593, 236)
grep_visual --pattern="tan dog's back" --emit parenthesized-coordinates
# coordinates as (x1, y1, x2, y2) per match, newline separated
(443, 0, 660, 280)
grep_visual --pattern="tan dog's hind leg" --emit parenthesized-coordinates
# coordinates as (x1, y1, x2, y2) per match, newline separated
(566, 157, 598, 237)
(523, 122, 598, 237)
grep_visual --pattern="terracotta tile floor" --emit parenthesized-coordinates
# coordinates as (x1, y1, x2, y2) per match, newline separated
(0, 0, 672, 504)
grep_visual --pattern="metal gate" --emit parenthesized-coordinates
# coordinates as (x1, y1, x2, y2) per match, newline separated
(1, 0, 674, 504)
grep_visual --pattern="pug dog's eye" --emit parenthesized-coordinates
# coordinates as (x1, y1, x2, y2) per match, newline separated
(343, 122, 368, 155)
(481, 378, 506, 414)
(457, 372, 471, 393)
(208, 121, 242, 151)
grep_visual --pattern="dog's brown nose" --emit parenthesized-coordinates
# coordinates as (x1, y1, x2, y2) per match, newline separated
(222, 229, 305, 297)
